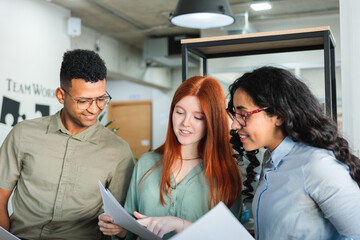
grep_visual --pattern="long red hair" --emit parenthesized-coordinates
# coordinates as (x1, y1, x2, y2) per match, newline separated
(153, 75, 242, 209)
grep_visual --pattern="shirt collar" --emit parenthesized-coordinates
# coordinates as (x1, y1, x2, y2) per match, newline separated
(267, 136, 296, 168)
(47, 110, 101, 145)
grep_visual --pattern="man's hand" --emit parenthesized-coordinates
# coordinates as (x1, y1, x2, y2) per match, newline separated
(98, 213, 127, 237)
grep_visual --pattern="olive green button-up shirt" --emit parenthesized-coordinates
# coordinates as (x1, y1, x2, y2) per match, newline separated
(0, 111, 134, 240)
(123, 152, 241, 240)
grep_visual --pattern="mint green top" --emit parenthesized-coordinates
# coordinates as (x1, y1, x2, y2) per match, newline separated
(124, 152, 241, 240)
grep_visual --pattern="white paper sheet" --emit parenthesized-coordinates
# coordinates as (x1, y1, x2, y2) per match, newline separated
(98, 181, 161, 240)
(169, 202, 254, 240)
(0, 226, 20, 240)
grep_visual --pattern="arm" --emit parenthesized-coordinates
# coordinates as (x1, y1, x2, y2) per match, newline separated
(0, 188, 12, 230)
(134, 211, 192, 238)
(0, 125, 21, 231)
(305, 156, 360, 237)
(99, 148, 136, 239)
(107, 143, 134, 206)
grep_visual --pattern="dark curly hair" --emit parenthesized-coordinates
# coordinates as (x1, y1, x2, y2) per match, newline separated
(230, 129, 260, 202)
(60, 49, 107, 89)
(228, 66, 360, 197)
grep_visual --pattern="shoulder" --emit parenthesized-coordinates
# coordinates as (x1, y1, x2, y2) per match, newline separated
(289, 142, 340, 169)
(12, 114, 52, 134)
(137, 152, 162, 167)
(100, 126, 129, 145)
(132, 152, 162, 175)
(300, 144, 348, 174)
(299, 144, 358, 194)
(98, 125, 132, 151)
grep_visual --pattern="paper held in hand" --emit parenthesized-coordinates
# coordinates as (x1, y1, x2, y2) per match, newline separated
(98, 181, 254, 240)
(169, 201, 254, 240)
(98, 181, 162, 240)
(0, 226, 21, 240)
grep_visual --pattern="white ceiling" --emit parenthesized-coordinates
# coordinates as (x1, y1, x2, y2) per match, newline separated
(50, 0, 339, 50)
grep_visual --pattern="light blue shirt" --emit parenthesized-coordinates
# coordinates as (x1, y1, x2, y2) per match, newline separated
(252, 137, 360, 240)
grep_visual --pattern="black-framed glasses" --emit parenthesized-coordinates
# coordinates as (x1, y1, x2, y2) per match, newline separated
(226, 106, 268, 127)
(62, 88, 112, 110)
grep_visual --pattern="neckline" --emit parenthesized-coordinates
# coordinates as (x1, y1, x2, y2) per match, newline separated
(171, 161, 204, 186)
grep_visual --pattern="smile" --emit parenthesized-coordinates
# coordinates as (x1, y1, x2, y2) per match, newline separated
(238, 134, 248, 142)
(84, 115, 97, 120)
(180, 129, 192, 135)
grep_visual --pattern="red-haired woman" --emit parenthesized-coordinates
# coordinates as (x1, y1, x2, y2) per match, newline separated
(98, 76, 243, 239)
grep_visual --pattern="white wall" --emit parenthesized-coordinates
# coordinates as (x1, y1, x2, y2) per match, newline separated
(340, 0, 360, 157)
(0, 0, 70, 144)
(0, 0, 71, 216)
(72, 25, 172, 90)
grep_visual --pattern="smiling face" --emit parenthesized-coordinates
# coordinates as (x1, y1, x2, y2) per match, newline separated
(231, 88, 285, 152)
(172, 96, 207, 150)
(56, 78, 106, 135)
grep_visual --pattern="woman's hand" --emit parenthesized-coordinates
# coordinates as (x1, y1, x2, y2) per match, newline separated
(134, 211, 191, 238)
(98, 213, 127, 237)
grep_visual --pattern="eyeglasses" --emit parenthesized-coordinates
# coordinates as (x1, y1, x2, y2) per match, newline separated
(226, 106, 268, 127)
(62, 88, 112, 110)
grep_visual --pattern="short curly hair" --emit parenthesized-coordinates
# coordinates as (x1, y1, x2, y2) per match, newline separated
(60, 49, 107, 89)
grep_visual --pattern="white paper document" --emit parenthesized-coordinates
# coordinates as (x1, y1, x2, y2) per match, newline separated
(99, 181, 253, 240)
(169, 201, 254, 240)
(0, 226, 20, 240)
(98, 181, 161, 240)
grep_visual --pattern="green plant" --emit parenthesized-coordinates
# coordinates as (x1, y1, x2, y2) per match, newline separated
(98, 112, 119, 132)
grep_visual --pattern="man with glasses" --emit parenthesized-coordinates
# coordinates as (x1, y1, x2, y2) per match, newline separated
(0, 49, 134, 239)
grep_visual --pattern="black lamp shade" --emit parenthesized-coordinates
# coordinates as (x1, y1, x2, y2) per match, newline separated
(170, 0, 234, 29)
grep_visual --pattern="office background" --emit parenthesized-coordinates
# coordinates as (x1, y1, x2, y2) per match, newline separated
(0, 0, 358, 156)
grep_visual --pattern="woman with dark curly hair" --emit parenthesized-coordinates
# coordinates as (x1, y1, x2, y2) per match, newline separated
(227, 66, 360, 239)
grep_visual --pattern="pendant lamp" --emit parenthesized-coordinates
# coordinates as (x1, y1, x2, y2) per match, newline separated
(170, 0, 234, 29)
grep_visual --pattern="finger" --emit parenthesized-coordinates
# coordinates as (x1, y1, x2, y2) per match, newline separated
(101, 229, 121, 236)
(100, 228, 117, 236)
(158, 229, 167, 238)
(98, 221, 122, 230)
(99, 225, 125, 236)
(99, 213, 114, 223)
(137, 218, 150, 227)
(146, 220, 155, 233)
(134, 211, 147, 219)
(152, 223, 162, 237)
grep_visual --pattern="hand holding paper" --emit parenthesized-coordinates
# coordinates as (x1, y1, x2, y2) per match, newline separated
(135, 211, 189, 238)
(98, 181, 162, 240)
(98, 181, 254, 240)
(98, 213, 127, 237)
